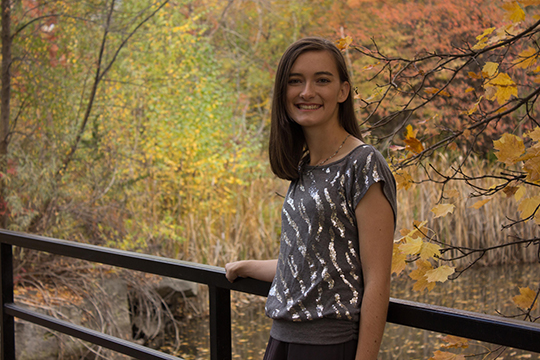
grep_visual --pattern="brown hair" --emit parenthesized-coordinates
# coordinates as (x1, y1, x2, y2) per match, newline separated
(269, 37, 362, 180)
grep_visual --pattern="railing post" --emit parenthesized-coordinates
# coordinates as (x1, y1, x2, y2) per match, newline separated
(209, 285, 231, 360)
(0, 243, 15, 360)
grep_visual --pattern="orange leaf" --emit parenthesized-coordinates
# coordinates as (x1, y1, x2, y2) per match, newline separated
(336, 36, 352, 51)
(420, 242, 441, 260)
(440, 335, 469, 349)
(410, 260, 435, 292)
(429, 350, 466, 360)
(395, 171, 413, 190)
(469, 198, 491, 209)
(512, 287, 538, 310)
(392, 243, 407, 276)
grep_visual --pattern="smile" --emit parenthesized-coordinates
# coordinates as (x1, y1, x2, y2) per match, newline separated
(296, 104, 322, 110)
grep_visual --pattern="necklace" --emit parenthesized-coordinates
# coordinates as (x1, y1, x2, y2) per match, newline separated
(315, 134, 351, 166)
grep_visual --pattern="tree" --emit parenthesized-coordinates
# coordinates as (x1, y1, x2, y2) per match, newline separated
(341, 1, 540, 357)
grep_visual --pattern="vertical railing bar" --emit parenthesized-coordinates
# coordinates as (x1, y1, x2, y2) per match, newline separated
(209, 285, 231, 360)
(0, 243, 15, 360)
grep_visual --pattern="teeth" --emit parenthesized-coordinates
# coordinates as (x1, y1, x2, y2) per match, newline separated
(298, 104, 320, 110)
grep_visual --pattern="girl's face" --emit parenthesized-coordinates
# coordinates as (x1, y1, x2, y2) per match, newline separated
(286, 50, 350, 131)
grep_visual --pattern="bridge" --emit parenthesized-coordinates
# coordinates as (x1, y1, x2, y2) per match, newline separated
(1, 229, 539, 360)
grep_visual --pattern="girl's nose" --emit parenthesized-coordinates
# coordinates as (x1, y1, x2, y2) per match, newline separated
(300, 83, 315, 99)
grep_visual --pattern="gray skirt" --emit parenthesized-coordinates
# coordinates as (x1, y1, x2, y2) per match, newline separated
(263, 336, 357, 360)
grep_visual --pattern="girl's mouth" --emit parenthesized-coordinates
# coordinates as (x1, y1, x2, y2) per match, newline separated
(297, 104, 322, 110)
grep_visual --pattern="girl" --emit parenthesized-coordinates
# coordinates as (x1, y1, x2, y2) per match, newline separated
(225, 37, 397, 360)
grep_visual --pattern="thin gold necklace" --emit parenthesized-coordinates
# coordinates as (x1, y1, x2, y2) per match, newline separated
(315, 134, 351, 166)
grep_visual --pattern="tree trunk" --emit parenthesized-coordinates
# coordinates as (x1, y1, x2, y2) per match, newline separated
(0, 0, 11, 228)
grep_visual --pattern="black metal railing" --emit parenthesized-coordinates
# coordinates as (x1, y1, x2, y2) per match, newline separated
(1, 229, 539, 360)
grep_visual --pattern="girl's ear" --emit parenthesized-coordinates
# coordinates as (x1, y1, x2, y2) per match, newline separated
(338, 81, 350, 103)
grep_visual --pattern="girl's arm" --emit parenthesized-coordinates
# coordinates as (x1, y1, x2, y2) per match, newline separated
(355, 182, 394, 360)
(225, 259, 278, 283)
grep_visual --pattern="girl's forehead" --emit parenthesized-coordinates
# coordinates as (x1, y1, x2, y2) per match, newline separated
(290, 50, 339, 74)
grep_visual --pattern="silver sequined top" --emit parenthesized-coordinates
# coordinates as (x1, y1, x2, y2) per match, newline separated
(265, 144, 397, 345)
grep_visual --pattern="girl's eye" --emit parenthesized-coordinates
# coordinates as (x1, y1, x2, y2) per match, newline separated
(288, 79, 301, 84)
(318, 78, 330, 83)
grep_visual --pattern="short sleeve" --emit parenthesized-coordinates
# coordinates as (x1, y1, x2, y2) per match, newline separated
(351, 146, 398, 230)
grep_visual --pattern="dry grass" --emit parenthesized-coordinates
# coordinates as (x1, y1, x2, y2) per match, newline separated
(166, 155, 538, 268)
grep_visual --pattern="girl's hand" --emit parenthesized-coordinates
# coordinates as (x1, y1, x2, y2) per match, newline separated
(225, 261, 246, 283)
(224, 259, 278, 283)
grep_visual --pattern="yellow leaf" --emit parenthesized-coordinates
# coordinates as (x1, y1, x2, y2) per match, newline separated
(476, 27, 496, 41)
(515, 186, 526, 201)
(517, 196, 540, 221)
(420, 242, 441, 260)
(465, 87, 475, 93)
(512, 287, 538, 310)
(523, 156, 540, 182)
(503, 1, 525, 23)
(484, 72, 518, 105)
(518, 0, 540, 6)
(513, 47, 539, 69)
(399, 236, 423, 255)
(410, 260, 436, 292)
(493, 133, 525, 166)
(482, 62, 499, 78)
(425, 265, 455, 283)
(395, 171, 413, 190)
(525, 127, 540, 142)
(405, 124, 418, 138)
(431, 203, 455, 218)
(440, 335, 469, 349)
(429, 350, 466, 360)
(392, 243, 407, 275)
(469, 198, 491, 209)
(336, 36, 352, 51)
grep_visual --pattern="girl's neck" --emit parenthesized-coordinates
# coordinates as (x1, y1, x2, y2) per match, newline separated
(304, 127, 358, 166)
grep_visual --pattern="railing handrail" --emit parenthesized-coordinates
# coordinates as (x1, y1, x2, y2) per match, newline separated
(1, 229, 539, 360)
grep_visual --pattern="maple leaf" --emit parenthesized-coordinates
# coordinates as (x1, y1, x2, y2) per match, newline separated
(404, 125, 424, 154)
(493, 133, 525, 166)
(336, 36, 352, 51)
(512, 287, 538, 310)
(476, 27, 496, 41)
(526, 127, 540, 142)
(502, 186, 519, 197)
(517, 196, 540, 222)
(431, 203, 455, 218)
(484, 72, 518, 105)
(440, 335, 469, 349)
(392, 243, 407, 276)
(467, 71, 482, 79)
(518, 0, 540, 6)
(523, 156, 540, 182)
(515, 186, 526, 201)
(425, 265, 455, 283)
(513, 47, 539, 69)
(503, 1, 525, 23)
(482, 62, 499, 78)
(410, 260, 436, 292)
(395, 170, 413, 190)
(399, 236, 423, 255)
(419, 242, 441, 260)
(469, 198, 491, 209)
(429, 350, 466, 360)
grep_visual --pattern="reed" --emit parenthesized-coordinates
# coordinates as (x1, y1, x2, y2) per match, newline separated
(166, 154, 538, 268)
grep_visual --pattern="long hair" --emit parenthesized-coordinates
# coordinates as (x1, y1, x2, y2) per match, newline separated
(269, 37, 362, 180)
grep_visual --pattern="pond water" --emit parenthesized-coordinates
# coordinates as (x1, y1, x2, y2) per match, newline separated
(170, 263, 540, 360)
